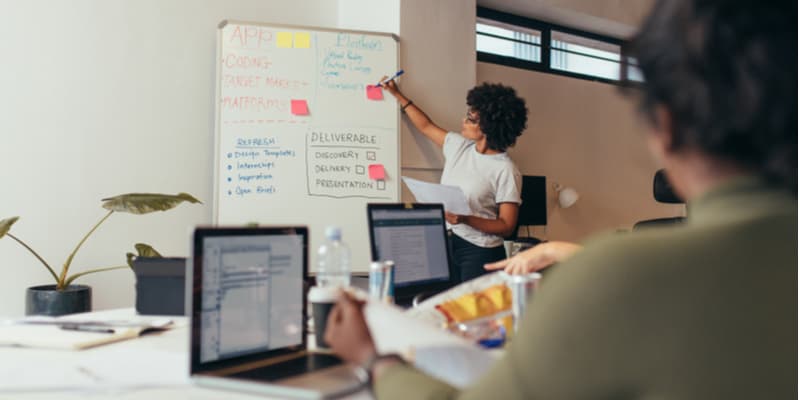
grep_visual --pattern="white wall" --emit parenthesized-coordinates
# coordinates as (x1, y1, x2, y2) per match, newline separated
(0, 0, 340, 317)
(398, 0, 477, 170)
(396, 0, 477, 199)
(338, 0, 400, 34)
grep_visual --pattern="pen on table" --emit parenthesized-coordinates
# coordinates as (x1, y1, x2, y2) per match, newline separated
(376, 69, 404, 87)
(15, 318, 173, 328)
(60, 324, 115, 334)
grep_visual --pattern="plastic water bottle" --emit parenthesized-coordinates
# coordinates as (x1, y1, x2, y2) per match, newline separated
(317, 226, 351, 288)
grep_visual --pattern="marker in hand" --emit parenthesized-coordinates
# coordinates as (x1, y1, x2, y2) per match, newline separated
(376, 70, 405, 87)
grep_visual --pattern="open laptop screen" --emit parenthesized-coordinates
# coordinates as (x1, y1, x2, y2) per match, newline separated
(191, 227, 307, 369)
(367, 204, 454, 302)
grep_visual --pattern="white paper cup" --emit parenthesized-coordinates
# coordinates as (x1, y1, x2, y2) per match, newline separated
(308, 286, 340, 349)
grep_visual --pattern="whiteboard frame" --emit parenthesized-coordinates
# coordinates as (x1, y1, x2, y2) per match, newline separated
(212, 19, 401, 234)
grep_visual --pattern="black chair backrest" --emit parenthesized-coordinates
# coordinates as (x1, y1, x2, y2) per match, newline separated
(633, 169, 686, 231)
(518, 175, 547, 226)
(653, 169, 683, 203)
(509, 175, 547, 240)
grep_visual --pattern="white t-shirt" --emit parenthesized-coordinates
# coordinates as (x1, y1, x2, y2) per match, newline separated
(440, 132, 522, 248)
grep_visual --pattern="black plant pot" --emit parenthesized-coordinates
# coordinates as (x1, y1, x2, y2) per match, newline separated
(25, 284, 92, 316)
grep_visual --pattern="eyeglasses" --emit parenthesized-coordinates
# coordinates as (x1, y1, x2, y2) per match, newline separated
(465, 112, 479, 125)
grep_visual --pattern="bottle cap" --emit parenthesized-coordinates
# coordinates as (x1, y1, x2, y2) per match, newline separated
(325, 226, 341, 241)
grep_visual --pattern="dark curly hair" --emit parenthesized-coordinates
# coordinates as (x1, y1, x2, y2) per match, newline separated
(466, 83, 528, 152)
(624, 0, 797, 193)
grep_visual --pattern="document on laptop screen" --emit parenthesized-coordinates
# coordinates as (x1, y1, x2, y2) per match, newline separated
(371, 209, 450, 286)
(199, 234, 304, 363)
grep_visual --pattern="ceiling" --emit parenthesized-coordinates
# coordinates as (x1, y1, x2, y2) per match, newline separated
(476, 0, 656, 39)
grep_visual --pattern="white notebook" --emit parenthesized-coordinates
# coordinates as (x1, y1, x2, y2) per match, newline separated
(0, 318, 173, 350)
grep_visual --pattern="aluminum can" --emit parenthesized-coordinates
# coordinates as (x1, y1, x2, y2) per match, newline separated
(503, 272, 542, 332)
(369, 260, 395, 303)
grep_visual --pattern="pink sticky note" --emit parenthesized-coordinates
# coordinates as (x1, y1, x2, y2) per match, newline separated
(368, 164, 385, 180)
(366, 85, 383, 100)
(291, 99, 309, 115)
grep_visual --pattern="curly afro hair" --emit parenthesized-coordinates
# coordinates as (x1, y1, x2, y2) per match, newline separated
(466, 83, 528, 152)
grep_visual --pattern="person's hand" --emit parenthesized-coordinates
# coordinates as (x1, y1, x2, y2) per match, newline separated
(445, 211, 466, 225)
(485, 241, 583, 275)
(324, 291, 377, 366)
(378, 76, 400, 97)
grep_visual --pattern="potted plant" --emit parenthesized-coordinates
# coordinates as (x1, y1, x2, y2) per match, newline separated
(0, 192, 201, 316)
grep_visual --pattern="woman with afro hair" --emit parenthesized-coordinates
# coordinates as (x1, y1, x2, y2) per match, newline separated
(380, 79, 528, 282)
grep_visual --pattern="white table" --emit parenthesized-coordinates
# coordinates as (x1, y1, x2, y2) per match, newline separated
(1, 301, 499, 399)
(0, 308, 372, 400)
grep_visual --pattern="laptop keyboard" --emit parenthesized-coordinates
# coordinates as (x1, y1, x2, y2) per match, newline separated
(230, 353, 344, 382)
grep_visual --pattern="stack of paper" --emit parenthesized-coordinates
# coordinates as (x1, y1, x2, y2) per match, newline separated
(402, 176, 471, 215)
(364, 299, 497, 388)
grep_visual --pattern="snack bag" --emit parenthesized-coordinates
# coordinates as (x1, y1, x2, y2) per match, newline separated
(435, 284, 511, 323)
(405, 271, 510, 328)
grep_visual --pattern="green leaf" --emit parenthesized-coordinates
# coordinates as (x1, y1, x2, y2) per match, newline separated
(126, 244, 163, 269)
(134, 243, 162, 258)
(0, 216, 19, 238)
(101, 193, 202, 214)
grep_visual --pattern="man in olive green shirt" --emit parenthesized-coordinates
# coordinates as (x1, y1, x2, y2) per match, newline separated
(371, 177, 796, 399)
(323, 0, 797, 398)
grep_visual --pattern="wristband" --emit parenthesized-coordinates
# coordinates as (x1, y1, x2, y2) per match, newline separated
(401, 100, 413, 113)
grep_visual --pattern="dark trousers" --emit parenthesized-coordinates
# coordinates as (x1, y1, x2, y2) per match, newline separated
(449, 233, 507, 283)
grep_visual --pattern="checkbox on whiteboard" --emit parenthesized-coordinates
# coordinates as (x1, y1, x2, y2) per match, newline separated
(377, 180, 386, 190)
(355, 165, 366, 175)
(366, 151, 376, 161)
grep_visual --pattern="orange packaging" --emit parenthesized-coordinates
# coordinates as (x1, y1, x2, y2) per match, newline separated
(435, 284, 512, 324)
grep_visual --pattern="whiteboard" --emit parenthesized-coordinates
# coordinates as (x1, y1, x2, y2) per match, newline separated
(213, 21, 400, 272)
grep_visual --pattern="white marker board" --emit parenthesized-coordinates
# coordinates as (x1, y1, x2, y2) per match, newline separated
(213, 21, 400, 272)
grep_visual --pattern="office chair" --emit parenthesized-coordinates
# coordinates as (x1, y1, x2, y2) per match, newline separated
(508, 175, 547, 247)
(633, 169, 686, 230)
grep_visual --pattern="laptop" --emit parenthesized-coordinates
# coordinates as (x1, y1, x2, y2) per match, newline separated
(188, 226, 365, 399)
(367, 203, 456, 305)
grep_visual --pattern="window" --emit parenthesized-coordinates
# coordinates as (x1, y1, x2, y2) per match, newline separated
(476, 7, 642, 84)
(477, 20, 541, 63)
(550, 31, 620, 80)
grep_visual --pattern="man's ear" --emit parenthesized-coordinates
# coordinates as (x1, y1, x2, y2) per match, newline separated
(652, 105, 674, 150)
(646, 105, 675, 162)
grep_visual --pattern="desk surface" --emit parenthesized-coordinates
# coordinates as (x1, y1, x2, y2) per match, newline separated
(0, 308, 371, 400)
(1, 296, 498, 399)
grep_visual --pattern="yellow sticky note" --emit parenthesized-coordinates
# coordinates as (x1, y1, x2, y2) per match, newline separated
(276, 32, 292, 48)
(294, 32, 311, 48)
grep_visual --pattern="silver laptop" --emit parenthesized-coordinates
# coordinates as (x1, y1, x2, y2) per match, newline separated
(188, 226, 365, 399)
(366, 203, 456, 305)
